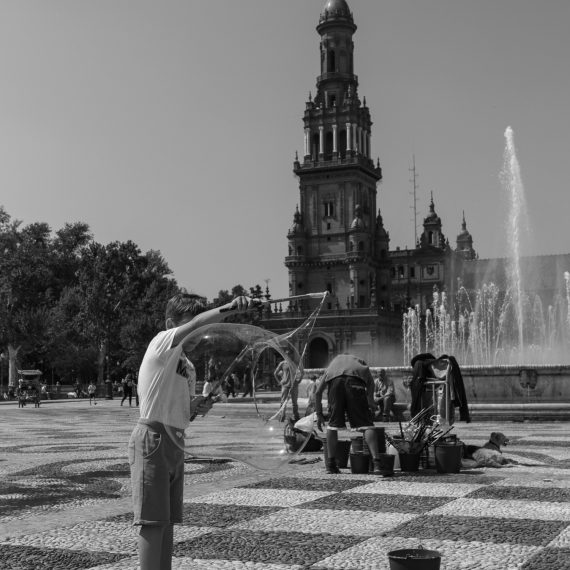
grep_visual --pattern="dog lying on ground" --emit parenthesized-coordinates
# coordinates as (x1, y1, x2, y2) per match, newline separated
(463, 432, 518, 468)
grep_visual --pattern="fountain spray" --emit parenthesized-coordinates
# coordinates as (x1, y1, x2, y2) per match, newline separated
(502, 126, 528, 362)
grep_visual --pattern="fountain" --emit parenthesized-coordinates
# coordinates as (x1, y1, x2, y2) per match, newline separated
(404, 128, 570, 367)
(398, 127, 570, 419)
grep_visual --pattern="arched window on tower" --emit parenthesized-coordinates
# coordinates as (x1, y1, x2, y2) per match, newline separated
(312, 133, 320, 160)
(339, 130, 347, 159)
(297, 246, 303, 256)
(358, 241, 365, 252)
(428, 231, 434, 245)
(328, 50, 336, 72)
(325, 131, 333, 160)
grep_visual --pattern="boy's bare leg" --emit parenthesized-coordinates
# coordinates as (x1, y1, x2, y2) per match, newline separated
(138, 524, 173, 570)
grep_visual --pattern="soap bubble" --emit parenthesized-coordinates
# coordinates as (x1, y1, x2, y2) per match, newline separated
(166, 300, 327, 471)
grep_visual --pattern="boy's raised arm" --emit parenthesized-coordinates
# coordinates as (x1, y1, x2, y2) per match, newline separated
(172, 296, 258, 347)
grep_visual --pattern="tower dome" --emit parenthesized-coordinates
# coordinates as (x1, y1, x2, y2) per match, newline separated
(319, 0, 354, 25)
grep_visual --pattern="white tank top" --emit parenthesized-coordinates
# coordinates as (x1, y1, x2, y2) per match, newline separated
(138, 328, 196, 429)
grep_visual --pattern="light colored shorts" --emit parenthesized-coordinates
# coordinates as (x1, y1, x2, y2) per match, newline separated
(128, 419, 185, 526)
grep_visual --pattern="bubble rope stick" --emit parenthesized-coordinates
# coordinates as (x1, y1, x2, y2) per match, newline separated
(218, 291, 329, 313)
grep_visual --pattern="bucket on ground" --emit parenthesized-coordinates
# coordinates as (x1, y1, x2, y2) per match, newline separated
(388, 547, 441, 570)
(349, 452, 369, 474)
(434, 441, 463, 474)
(398, 451, 421, 472)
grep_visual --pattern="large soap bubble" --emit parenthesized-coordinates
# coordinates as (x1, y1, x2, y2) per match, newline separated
(167, 296, 327, 471)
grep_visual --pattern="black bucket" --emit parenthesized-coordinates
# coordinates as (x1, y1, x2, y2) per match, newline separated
(435, 442, 463, 474)
(388, 548, 441, 570)
(398, 452, 421, 472)
(349, 453, 369, 474)
(323, 439, 352, 469)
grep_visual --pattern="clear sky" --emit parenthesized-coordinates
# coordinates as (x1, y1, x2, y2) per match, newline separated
(1, 0, 569, 301)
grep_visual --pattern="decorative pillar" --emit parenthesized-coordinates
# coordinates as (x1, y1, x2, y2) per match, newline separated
(318, 126, 324, 158)
(357, 126, 362, 154)
(346, 122, 352, 151)
(332, 124, 338, 155)
(304, 128, 310, 157)
(366, 132, 371, 158)
(353, 124, 358, 153)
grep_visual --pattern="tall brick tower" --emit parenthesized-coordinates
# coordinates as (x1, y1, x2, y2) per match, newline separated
(287, 0, 391, 313)
(260, 0, 400, 368)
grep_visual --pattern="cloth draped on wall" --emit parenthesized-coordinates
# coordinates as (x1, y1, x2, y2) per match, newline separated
(409, 353, 471, 423)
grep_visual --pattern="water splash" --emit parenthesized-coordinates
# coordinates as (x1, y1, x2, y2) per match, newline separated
(501, 126, 528, 360)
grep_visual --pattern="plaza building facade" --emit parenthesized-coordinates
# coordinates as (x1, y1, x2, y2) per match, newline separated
(260, 0, 570, 368)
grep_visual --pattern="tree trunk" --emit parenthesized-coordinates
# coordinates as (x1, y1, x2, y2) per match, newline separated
(7, 344, 21, 387)
(97, 340, 107, 384)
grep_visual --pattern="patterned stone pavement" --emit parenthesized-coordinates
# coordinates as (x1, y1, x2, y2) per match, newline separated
(0, 398, 569, 569)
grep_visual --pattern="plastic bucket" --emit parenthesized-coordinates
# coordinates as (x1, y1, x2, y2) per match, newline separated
(375, 452, 395, 477)
(435, 442, 463, 474)
(349, 453, 369, 474)
(323, 440, 352, 469)
(398, 452, 421, 472)
(388, 548, 441, 570)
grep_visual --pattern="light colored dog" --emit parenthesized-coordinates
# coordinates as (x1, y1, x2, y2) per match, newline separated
(463, 432, 518, 468)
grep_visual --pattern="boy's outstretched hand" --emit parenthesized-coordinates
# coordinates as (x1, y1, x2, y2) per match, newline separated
(222, 296, 262, 314)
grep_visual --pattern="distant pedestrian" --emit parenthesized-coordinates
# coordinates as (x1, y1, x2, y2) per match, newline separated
(241, 366, 253, 397)
(223, 373, 237, 398)
(305, 375, 318, 416)
(134, 373, 139, 406)
(121, 372, 134, 407)
(88, 381, 97, 405)
(275, 356, 299, 421)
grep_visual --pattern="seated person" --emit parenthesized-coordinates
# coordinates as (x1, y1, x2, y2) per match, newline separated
(374, 369, 396, 422)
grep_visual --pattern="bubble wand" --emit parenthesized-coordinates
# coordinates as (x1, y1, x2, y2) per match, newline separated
(219, 291, 329, 313)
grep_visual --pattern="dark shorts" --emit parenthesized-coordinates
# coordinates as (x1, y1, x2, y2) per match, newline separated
(327, 376, 374, 430)
(128, 419, 185, 526)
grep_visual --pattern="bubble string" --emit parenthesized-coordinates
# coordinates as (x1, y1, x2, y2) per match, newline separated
(265, 292, 329, 421)
(162, 293, 328, 464)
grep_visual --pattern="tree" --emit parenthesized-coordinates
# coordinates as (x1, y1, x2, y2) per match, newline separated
(0, 209, 59, 385)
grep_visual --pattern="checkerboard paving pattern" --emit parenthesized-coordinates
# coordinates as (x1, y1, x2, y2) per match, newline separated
(4, 470, 569, 569)
(1, 406, 570, 569)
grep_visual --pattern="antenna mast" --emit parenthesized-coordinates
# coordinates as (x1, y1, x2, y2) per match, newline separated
(409, 155, 419, 246)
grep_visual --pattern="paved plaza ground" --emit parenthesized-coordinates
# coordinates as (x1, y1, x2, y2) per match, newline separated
(0, 397, 569, 569)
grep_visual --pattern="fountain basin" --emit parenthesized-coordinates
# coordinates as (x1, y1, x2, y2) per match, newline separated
(304, 365, 570, 421)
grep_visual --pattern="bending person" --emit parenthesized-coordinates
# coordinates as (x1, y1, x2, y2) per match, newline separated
(315, 354, 381, 474)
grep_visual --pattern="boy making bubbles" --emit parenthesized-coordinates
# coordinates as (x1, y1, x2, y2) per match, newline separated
(128, 292, 257, 570)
